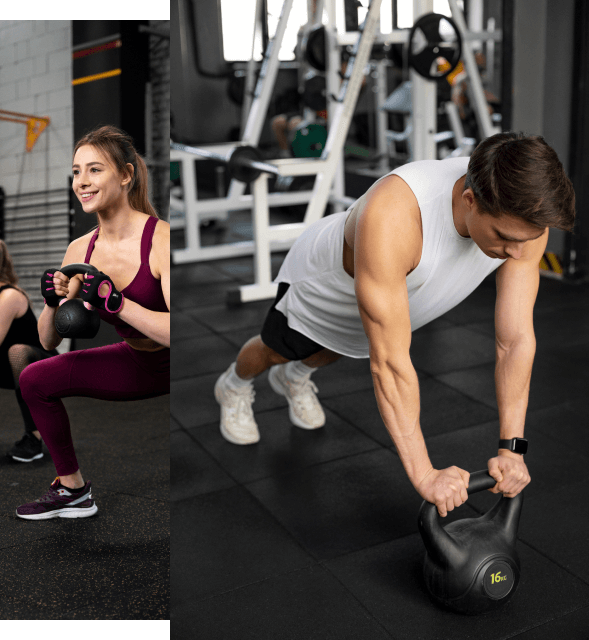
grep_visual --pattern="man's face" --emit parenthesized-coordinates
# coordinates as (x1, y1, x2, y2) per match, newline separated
(467, 208, 546, 260)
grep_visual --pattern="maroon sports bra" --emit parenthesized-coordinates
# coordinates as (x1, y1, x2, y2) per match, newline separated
(84, 216, 168, 339)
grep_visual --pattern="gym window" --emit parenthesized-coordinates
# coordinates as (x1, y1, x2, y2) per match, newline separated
(396, 1, 456, 29)
(219, 0, 462, 63)
(220, 0, 396, 63)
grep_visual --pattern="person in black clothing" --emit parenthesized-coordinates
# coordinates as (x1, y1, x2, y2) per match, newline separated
(0, 240, 56, 462)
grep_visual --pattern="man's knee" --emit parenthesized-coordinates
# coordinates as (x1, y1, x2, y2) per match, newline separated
(271, 114, 287, 132)
(259, 338, 290, 366)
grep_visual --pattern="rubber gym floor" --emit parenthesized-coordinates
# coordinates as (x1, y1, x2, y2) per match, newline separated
(171, 215, 589, 639)
(0, 389, 169, 619)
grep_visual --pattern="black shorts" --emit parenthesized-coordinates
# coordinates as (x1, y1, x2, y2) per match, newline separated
(260, 283, 325, 361)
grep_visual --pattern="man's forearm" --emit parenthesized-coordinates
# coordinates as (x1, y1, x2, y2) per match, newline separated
(495, 336, 536, 441)
(371, 362, 432, 486)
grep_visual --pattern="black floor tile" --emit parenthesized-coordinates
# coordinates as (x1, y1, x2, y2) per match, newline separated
(323, 378, 497, 448)
(518, 478, 589, 585)
(533, 305, 589, 351)
(436, 344, 589, 413)
(409, 326, 496, 375)
(186, 300, 271, 333)
(171, 416, 182, 432)
(171, 262, 235, 286)
(190, 406, 379, 484)
(172, 374, 221, 430)
(171, 333, 237, 380)
(325, 533, 589, 640)
(171, 430, 236, 501)
(247, 449, 478, 561)
(525, 403, 589, 460)
(534, 278, 589, 314)
(171, 309, 216, 340)
(508, 605, 589, 639)
(174, 565, 392, 640)
(438, 279, 497, 325)
(174, 280, 244, 309)
(171, 486, 313, 606)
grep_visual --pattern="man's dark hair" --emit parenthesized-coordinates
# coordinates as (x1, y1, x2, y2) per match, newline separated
(464, 132, 576, 232)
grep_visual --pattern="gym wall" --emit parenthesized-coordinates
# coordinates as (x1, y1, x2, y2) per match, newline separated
(511, 0, 576, 259)
(0, 20, 73, 313)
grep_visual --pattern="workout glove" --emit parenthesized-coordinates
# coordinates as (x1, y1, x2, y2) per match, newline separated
(41, 268, 63, 307)
(80, 270, 124, 313)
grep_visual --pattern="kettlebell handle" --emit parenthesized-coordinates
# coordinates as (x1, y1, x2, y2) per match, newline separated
(466, 469, 497, 495)
(58, 263, 100, 279)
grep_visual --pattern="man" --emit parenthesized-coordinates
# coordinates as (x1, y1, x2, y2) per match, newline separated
(214, 132, 576, 517)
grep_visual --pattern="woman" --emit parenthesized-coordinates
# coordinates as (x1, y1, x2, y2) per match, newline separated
(16, 125, 170, 520)
(0, 240, 57, 462)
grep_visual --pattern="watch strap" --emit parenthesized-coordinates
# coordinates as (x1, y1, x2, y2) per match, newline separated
(499, 438, 528, 454)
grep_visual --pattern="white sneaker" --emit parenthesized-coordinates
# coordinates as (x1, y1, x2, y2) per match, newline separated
(268, 364, 326, 430)
(214, 367, 260, 445)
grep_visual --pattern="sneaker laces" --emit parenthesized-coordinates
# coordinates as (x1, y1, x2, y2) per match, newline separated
(226, 385, 256, 424)
(287, 376, 321, 413)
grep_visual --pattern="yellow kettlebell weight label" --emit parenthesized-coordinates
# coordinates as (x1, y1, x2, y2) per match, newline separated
(491, 571, 507, 584)
(483, 561, 515, 599)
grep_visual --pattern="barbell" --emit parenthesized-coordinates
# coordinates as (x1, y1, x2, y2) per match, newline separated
(170, 142, 280, 184)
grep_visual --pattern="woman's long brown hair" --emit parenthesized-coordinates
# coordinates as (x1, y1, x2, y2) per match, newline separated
(73, 125, 158, 218)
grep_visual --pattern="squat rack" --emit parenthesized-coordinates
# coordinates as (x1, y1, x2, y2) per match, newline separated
(173, 0, 502, 304)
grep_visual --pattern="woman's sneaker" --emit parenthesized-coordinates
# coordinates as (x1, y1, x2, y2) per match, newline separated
(16, 478, 98, 520)
(7, 433, 43, 462)
(268, 364, 326, 429)
(214, 366, 260, 445)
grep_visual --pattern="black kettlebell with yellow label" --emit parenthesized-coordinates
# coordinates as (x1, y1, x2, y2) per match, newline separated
(418, 469, 523, 615)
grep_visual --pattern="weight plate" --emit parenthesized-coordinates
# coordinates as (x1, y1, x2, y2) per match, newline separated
(408, 13, 462, 80)
(303, 26, 326, 72)
(301, 72, 327, 111)
(291, 123, 327, 158)
(228, 145, 263, 183)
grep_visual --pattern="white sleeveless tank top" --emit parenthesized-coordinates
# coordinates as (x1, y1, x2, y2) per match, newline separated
(274, 157, 505, 358)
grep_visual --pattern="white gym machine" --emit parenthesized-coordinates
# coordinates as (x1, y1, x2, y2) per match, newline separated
(172, 0, 502, 305)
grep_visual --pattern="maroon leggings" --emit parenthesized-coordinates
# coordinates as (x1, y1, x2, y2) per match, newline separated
(20, 341, 170, 476)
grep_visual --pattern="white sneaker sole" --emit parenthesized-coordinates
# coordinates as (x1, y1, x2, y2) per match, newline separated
(215, 374, 260, 445)
(268, 367, 325, 430)
(10, 452, 43, 462)
(16, 503, 98, 520)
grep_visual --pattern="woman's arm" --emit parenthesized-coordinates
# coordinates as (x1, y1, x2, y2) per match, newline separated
(116, 221, 170, 347)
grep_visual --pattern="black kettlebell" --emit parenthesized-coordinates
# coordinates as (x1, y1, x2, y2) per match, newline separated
(54, 263, 101, 339)
(418, 469, 523, 615)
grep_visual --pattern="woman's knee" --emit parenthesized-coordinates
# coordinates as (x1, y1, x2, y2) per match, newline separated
(7, 343, 29, 367)
(19, 359, 50, 401)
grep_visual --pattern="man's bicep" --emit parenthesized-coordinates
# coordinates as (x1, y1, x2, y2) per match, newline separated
(356, 270, 413, 367)
(353, 190, 418, 366)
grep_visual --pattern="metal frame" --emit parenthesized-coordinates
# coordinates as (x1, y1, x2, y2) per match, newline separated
(170, 0, 295, 232)
(173, 0, 502, 303)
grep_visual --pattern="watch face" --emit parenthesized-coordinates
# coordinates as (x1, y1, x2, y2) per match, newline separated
(513, 439, 528, 454)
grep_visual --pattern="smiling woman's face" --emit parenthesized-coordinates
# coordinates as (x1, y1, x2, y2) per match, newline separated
(72, 145, 131, 214)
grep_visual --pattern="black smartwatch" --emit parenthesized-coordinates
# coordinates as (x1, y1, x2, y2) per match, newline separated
(499, 438, 528, 455)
